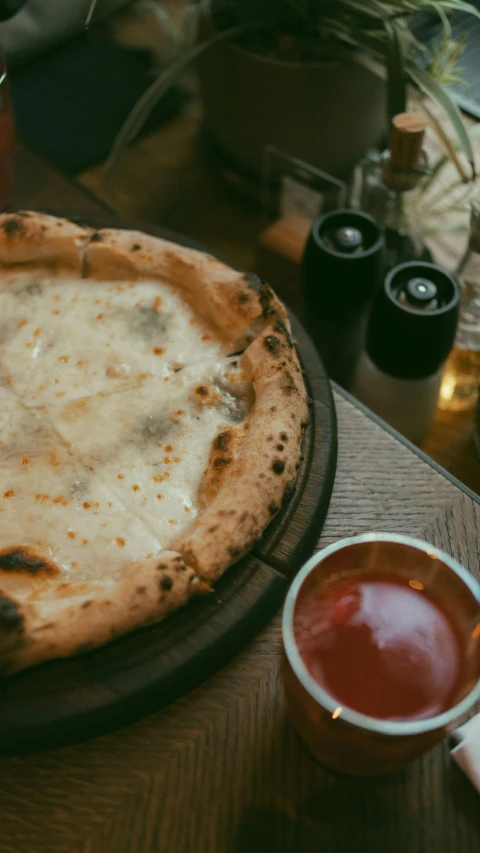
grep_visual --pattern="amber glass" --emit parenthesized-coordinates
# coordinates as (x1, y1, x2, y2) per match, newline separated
(0, 58, 14, 210)
(282, 533, 480, 776)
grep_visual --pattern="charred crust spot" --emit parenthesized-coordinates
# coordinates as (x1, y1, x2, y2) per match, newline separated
(238, 292, 249, 304)
(282, 480, 296, 504)
(280, 432, 288, 442)
(160, 575, 173, 591)
(136, 585, 146, 594)
(81, 600, 93, 609)
(208, 525, 219, 534)
(0, 595, 23, 632)
(240, 511, 248, 522)
(0, 546, 59, 576)
(264, 334, 281, 355)
(269, 502, 280, 515)
(214, 431, 232, 452)
(277, 443, 284, 451)
(243, 272, 275, 318)
(131, 243, 141, 251)
(213, 456, 232, 469)
(272, 459, 285, 475)
(271, 406, 277, 413)
(196, 385, 208, 397)
(281, 370, 296, 396)
(89, 231, 103, 243)
(244, 272, 264, 292)
(275, 316, 294, 347)
(229, 546, 243, 559)
(2, 217, 25, 238)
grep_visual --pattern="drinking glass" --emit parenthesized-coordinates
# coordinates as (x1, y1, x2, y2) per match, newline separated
(282, 533, 480, 776)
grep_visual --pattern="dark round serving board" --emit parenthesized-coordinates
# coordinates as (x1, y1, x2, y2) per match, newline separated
(0, 215, 337, 755)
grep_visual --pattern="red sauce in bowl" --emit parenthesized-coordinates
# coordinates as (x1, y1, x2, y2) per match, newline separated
(294, 575, 466, 721)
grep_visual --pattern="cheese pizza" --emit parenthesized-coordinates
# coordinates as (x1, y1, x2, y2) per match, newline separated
(0, 211, 308, 674)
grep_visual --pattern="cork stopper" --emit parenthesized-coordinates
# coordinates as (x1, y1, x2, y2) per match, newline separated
(382, 112, 427, 192)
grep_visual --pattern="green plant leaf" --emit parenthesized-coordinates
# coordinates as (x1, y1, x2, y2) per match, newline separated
(426, 0, 480, 17)
(408, 64, 476, 176)
(419, 153, 448, 193)
(427, 2, 452, 36)
(424, 222, 469, 234)
(106, 19, 263, 175)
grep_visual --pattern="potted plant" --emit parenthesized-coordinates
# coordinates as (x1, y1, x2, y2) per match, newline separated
(106, 0, 479, 183)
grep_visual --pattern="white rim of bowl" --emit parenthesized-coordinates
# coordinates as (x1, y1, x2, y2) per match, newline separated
(282, 532, 480, 736)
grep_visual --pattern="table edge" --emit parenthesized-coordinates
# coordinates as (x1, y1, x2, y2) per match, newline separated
(334, 382, 480, 505)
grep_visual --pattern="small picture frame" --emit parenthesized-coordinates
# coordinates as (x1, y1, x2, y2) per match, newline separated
(262, 146, 348, 225)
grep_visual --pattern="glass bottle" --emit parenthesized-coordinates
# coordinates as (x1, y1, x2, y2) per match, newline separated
(357, 113, 432, 271)
(439, 204, 480, 412)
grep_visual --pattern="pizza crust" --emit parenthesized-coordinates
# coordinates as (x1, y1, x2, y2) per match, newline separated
(0, 212, 309, 673)
(174, 321, 308, 578)
(84, 227, 285, 344)
(0, 210, 90, 273)
(0, 550, 206, 674)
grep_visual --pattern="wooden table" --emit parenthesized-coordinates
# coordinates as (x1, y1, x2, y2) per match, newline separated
(2, 145, 479, 853)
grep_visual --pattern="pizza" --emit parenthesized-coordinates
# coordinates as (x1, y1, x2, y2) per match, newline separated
(0, 211, 308, 674)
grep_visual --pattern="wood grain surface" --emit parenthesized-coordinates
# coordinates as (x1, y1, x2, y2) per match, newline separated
(0, 391, 479, 853)
(5, 143, 479, 853)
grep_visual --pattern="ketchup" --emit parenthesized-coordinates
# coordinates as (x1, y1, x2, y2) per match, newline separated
(294, 575, 465, 721)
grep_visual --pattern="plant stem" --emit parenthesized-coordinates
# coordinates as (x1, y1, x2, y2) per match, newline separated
(106, 18, 265, 175)
(418, 99, 470, 183)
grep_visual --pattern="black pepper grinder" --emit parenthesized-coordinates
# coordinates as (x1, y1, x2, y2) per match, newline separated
(302, 209, 384, 389)
(353, 261, 460, 443)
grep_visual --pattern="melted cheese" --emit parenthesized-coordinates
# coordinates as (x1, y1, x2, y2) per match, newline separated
(0, 273, 252, 587)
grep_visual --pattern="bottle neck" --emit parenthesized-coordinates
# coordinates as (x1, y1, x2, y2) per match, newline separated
(381, 150, 423, 194)
(360, 151, 422, 226)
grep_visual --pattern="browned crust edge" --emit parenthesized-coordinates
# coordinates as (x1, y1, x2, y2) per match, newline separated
(83, 226, 285, 344)
(173, 320, 309, 578)
(0, 552, 207, 675)
(0, 210, 91, 273)
(0, 213, 308, 673)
